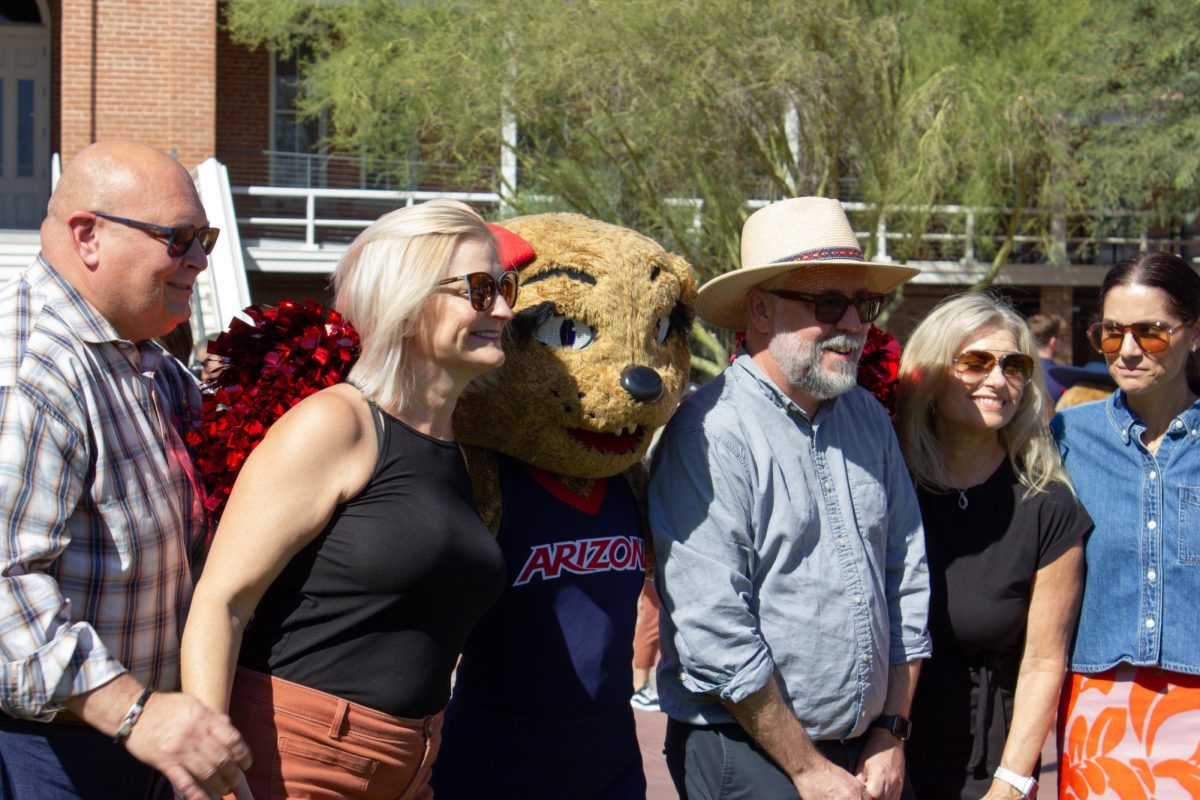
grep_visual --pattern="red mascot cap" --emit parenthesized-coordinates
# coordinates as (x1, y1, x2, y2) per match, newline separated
(487, 223, 536, 271)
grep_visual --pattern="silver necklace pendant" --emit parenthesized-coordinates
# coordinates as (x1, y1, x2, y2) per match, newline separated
(957, 489, 969, 510)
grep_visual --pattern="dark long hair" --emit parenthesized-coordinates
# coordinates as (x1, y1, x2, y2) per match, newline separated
(1101, 250, 1200, 392)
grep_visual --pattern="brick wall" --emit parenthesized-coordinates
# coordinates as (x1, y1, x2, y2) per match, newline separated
(215, 17, 270, 186)
(58, 0, 218, 168)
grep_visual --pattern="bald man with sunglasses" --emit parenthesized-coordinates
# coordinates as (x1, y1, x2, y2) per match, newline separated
(0, 141, 251, 800)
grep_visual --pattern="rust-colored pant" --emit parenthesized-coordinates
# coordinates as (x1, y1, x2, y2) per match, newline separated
(228, 667, 442, 800)
(632, 579, 661, 671)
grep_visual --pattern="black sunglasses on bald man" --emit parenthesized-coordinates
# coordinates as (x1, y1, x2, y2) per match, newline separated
(764, 289, 886, 325)
(91, 211, 221, 257)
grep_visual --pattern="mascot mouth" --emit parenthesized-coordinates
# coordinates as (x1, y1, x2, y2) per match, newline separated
(567, 426, 644, 455)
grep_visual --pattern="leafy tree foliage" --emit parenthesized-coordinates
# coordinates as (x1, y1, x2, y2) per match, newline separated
(227, 0, 1200, 363)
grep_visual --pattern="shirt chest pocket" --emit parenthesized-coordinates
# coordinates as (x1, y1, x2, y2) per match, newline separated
(1178, 486, 1200, 564)
(845, 458, 888, 543)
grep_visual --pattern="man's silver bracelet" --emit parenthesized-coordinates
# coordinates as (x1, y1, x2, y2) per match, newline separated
(112, 688, 154, 745)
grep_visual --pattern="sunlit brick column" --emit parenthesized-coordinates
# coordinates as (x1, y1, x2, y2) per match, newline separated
(58, 0, 217, 169)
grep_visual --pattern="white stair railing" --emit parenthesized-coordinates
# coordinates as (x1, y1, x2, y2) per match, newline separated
(192, 158, 252, 345)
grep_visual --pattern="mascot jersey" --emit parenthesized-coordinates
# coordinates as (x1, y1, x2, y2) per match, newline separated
(431, 453, 647, 800)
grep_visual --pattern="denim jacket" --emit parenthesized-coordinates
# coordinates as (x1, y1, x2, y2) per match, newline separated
(1051, 393, 1200, 675)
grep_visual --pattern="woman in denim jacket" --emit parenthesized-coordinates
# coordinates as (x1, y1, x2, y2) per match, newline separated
(1051, 251, 1200, 798)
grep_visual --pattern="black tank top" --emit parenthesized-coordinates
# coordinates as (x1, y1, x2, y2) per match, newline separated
(239, 403, 506, 717)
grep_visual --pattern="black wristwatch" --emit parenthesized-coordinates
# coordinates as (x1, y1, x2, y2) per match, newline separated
(869, 714, 912, 742)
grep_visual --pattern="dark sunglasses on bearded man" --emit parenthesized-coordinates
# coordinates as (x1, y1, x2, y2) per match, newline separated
(764, 289, 887, 325)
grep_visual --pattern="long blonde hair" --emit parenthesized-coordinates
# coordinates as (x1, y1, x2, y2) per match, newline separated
(895, 292, 1071, 496)
(334, 199, 493, 414)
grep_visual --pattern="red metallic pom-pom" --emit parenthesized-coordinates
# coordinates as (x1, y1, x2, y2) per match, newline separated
(196, 299, 361, 525)
(856, 324, 902, 414)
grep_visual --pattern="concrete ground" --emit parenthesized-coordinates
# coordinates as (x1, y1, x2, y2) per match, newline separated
(633, 708, 1059, 799)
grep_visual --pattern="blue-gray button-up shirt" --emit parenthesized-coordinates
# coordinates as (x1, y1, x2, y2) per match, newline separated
(648, 354, 931, 740)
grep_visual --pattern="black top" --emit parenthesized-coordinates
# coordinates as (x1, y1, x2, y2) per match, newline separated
(907, 459, 1091, 799)
(239, 406, 506, 718)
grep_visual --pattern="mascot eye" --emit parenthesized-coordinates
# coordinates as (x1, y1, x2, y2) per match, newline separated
(652, 315, 671, 345)
(534, 315, 595, 350)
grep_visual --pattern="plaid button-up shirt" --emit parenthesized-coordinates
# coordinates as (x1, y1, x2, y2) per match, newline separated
(0, 256, 207, 720)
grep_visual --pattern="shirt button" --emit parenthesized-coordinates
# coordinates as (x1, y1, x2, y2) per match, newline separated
(861, 653, 871, 664)
(836, 537, 847, 546)
(1147, 569, 1157, 581)
(1147, 519, 1157, 530)
(1174, 420, 1183, 430)
(852, 594, 863, 605)
(823, 481, 833, 490)
(1146, 618, 1155, 629)
(1149, 470, 1157, 480)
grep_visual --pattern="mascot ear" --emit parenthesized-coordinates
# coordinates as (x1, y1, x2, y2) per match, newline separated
(487, 223, 536, 270)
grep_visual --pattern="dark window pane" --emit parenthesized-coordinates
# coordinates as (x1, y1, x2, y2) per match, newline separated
(17, 78, 33, 176)
(0, 1, 41, 24)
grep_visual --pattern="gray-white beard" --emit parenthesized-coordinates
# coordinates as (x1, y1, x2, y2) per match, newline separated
(770, 331, 864, 400)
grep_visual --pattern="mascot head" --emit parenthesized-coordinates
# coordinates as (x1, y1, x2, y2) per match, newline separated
(454, 213, 696, 479)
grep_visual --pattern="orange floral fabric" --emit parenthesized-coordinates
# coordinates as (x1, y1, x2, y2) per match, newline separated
(1057, 666, 1200, 799)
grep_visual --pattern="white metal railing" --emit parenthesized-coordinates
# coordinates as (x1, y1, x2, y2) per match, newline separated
(234, 183, 1199, 267)
(233, 185, 506, 249)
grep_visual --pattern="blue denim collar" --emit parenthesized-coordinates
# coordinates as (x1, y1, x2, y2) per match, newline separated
(1104, 389, 1200, 446)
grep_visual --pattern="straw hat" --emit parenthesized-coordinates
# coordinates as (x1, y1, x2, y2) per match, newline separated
(696, 197, 921, 330)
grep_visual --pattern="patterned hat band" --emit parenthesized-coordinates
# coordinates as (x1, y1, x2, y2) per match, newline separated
(771, 246, 865, 264)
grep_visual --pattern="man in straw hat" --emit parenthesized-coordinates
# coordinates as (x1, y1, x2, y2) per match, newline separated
(648, 197, 931, 799)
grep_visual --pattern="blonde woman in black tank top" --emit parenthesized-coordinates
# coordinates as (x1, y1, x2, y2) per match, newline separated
(180, 200, 517, 799)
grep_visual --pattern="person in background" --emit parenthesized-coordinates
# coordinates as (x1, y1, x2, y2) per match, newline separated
(1028, 312, 1066, 400)
(156, 319, 195, 366)
(1051, 251, 1200, 797)
(1047, 362, 1115, 412)
(181, 200, 516, 798)
(0, 141, 249, 800)
(895, 293, 1088, 800)
(630, 580, 661, 712)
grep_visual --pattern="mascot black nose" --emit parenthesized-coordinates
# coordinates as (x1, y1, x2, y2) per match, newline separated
(621, 366, 664, 403)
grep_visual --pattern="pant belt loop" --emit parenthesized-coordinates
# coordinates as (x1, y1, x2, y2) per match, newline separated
(328, 699, 350, 741)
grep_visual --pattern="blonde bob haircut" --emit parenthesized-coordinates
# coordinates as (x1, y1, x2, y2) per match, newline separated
(334, 199, 494, 414)
(895, 292, 1071, 497)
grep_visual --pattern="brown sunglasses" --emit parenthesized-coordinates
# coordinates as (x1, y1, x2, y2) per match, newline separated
(952, 350, 1035, 384)
(1087, 321, 1187, 355)
(436, 270, 519, 312)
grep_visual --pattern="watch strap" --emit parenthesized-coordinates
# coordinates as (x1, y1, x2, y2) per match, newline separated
(868, 713, 912, 741)
(993, 766, 1038, 798)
